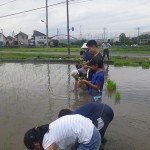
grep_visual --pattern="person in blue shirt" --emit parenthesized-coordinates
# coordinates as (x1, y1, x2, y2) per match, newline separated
(83, 48, 93, 62)
(58, 102, 114, 149)
(79, 57, 104, 102)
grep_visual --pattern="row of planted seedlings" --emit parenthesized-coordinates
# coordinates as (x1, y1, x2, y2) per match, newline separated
(114, 60, 150, 69)
(106, 79, 121, 103)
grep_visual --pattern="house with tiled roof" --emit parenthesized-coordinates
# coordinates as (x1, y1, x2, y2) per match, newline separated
(30, 30, 47, 47)
(6, 36, 15, 46)
(15, 32, 29, 46)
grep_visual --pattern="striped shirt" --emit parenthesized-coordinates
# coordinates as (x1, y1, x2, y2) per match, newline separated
(42, 114, 94, 149)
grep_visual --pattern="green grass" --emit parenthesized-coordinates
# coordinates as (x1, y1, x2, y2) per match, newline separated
(129, 62, 139, 67)
(110, 46, 150, 52)
(0, 46, 150, 54)
(114, 60, 124, 66)
(142, 62, 150, 69)
(107, 79, 116, 91)
(115, 92, 121, 103)
(0, 53, 78, 59)
(0, 47, 80, 52)
(114, 60, 141, 67)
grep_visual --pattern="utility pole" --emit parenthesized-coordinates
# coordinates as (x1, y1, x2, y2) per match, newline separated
(46, 0, 49, 49)
(137, 27, 140, 45)
(57, 28, 59, 40)
(57, 28, 59, 36)
(103, 27, 106, 42)
(80, 25, 82, 39)
(66, 0, 70, 57)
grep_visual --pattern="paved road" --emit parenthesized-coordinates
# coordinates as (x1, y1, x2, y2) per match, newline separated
(0, 51, 150, 58)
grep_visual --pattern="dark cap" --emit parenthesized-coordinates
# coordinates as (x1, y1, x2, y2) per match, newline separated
(24, 124, 49, 150)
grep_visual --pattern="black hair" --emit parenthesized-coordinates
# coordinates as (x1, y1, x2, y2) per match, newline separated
(58, 109, 72, 118)
(86, 40, 97, 48)
(92, 57, 103, 68)
(24, 124, 49, 150)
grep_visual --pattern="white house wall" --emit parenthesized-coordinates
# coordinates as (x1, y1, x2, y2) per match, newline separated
(0, 34, 6, 46)
(35, 36, 47, 47)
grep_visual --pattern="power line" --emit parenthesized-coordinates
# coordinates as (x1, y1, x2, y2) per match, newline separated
(0, 0, 93, 19)
(0, 0, 16, 7)
(0, 0, 77, 19)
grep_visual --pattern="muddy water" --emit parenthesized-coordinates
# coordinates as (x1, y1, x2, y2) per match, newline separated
(0, 63, 150, 150)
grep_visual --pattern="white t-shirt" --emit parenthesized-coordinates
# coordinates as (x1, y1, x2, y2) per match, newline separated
(42, 114, 94, 150)
(102, 43, 111, 50)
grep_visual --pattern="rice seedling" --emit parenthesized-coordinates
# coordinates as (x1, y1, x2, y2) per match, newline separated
(107, 79, 116, 91)
(142, 63, 150, 69)
(114, 60, 124, 66)
(115, 92, 121, 103)
(129, 62, 139, 67)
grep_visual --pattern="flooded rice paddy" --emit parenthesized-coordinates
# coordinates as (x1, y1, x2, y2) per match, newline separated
(0, 63, 150, 150)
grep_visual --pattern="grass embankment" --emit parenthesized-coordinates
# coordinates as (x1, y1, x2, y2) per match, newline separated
(0, 46, 150, 54)
(0, 47, 80, 52)
(0, 53, 78, 59)
(110, 46, 150, 54)
(0, 53, 150, 68)
(113, 57, 150, 68)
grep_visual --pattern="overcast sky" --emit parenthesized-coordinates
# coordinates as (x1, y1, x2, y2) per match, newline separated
(0, 0, 150, 38)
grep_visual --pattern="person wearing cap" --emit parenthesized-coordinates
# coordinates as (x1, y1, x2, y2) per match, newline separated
(79, 43, 87, 61)
(71, 43, 93, 91)
(58, 102, 114, 150)
(81, 43, 93, 62)
(24, 114, 101, 150)
(83, 40, 103, 82)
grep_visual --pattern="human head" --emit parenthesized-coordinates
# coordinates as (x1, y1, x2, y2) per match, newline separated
(86, 40, 98, 54)
(58, 109, 72, 118)
(91, 57, 103, 70)
(24, 124, 49, 150)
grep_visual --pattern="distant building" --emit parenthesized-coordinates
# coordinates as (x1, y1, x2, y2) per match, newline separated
(30, 30, 47, 47)
(15, 32, 29, 47)
(6, 36, 15, 47)
(0, 33, 6, 47)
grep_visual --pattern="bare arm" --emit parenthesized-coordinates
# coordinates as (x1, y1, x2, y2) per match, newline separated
(45, 143, 56, 150)
(80, 80, 100, 90)
(83, 65, 93, 69)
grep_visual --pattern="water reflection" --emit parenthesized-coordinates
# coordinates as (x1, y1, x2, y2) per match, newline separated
(104, 64, 109, 82)
(0, 63, 150, 150)
(67, 63, 71, 107)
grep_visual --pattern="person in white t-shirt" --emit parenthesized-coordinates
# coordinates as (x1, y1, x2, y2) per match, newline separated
(102, 42, 111, 60)
(24, 114, 101, 150)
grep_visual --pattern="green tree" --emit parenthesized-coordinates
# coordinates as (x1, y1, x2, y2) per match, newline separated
(53, 39, 59, 47)
(119, 33, 127, 45)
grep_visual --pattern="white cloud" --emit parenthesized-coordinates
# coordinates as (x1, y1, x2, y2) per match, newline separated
(0, 0, 150, 37)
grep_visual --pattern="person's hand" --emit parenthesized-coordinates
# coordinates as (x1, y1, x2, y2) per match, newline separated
(83, 65, 89, 69)
(79, 80, 89, 84)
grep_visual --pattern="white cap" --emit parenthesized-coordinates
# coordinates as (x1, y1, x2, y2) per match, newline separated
(81, 43, 88, 49)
